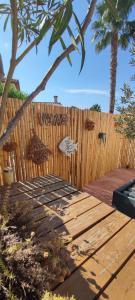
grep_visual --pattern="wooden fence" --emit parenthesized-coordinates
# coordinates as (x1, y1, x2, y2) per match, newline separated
(0, 99, 134, 188)
(119, 139, 135, 169)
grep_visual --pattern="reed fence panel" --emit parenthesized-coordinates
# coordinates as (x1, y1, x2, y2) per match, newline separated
(0, 99, 132, 188)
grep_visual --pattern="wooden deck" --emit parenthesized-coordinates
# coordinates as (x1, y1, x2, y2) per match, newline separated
(83, 168, 135, 206)
(1, 174, 135, 299)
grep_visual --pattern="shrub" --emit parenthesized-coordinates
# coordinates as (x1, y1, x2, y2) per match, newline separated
(0, 82, 27, 100)
(42, 291, 76, 300)
(115, 40, 135, 139)
(90, 104, 101, 112)
(0, 194, 75, 299)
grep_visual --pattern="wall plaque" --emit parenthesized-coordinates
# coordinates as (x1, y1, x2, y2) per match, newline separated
(38, 112, 68, 126)
(59, 136, 78, 157)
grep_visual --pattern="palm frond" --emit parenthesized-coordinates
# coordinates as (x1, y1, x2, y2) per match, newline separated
(119, 20, 135, 48)
(95, 31, 112, 52)
(92, 19, 105, 30)
(118, 33, 130, 49)
(92, 29, 107, 42)
(118, 0, 135, 18)
(125, 20, 135, 36)
(96, 2, 107, 17)
(92, 0, 135, 54)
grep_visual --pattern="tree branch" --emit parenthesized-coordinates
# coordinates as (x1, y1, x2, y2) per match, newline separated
(0, 0, 18, 134)
(15, 3, 66, 65)
(0, 0, 97, 147)
(16, 40, 37, 65)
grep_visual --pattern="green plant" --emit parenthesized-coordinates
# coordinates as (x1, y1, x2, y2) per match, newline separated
(90, 104, 101, 112)
(42, 291, 76, 300)
(0, 254, 18, 299)
(0, 82, 27, 100)
(92, 0, 135, 113)
(0, 81, 3, 95)
(115, 40, 135, 139)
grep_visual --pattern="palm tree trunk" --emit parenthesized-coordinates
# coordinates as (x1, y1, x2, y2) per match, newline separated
(109, 32, 118, 114)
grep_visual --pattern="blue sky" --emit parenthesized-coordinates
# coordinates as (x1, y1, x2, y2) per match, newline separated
(0, 1, 135, 112)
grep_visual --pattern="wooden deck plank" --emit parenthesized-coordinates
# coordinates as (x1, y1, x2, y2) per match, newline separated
(49, 210, 130, 291)
(5, 181, 76, 204)
(38, 202, 114, 240)
(0, 173, 55, 189)
(3, 188, 82, 215)
(19, 175, 62, 188)
(26, 191, 90, 220)
(0, 184, 78, 215)
(0, 174, 63, 197)
(45, 174, 63, 182)
(65, 210, 130, 272)
(53, 196, 101, 219)
(1, 173, 135, 300)
(33, 186, 78, 207)
(47, 191, 90, 210)
(12, 181, 75, 199)
(27, 183, 77, 199)
(83, 168, 135, 206)
(55, 203, 114, 239)
(24, 196, 101, 228)
(55, 220, 135, 300)
(99, 253, 135, 300)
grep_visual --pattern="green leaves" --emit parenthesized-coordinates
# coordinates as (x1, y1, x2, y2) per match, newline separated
(115, 40, 135, 139)
(67, 25, 79, 52)
(0, 3, 10, 30)
(105, 0, 120, 20)
(0, 3, 9, 11)
(47, 0, 86, 72)
(90, 104, 102, 112)
(0, 0, 88, 73)
(73, 12, 86, 73)
(92, 0, 135, 55)
(3, 14, 9, 31)
(58, 10, 86, 72)
(0, 82, 27, 101)
(11, 1, 74, 45)
(49, 0, 72, 53)
(36, 18, 52, 45)
(59, 37, 72, 66)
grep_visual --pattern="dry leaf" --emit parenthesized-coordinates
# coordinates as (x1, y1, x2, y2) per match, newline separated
(43, 251, 49, 258)
(58, 275, 65, 283)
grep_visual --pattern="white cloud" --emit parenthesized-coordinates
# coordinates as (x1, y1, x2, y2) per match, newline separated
(64, 88, 109, 96)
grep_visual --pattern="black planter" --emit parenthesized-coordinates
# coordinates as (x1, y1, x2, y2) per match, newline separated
(112, 179, 135, 219)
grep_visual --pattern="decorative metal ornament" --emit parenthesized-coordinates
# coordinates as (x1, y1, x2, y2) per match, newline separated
(3, 141, 17, 152)
(98, 132, 107, 143)
(38, 112, 68, 126)
(85, 119, 95, 131)
(59, 136, 78, 157)
(26, 129, 52, 165)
